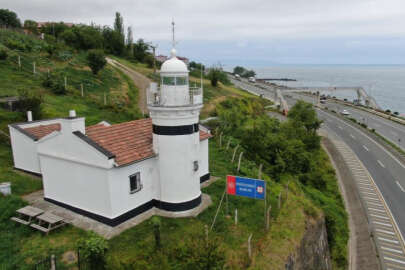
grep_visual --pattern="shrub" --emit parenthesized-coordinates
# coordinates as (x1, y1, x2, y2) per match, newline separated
(87, 49, 106, 75)
(77, 233, 108, 269)
(42, 74, 66, 95)
(0, 49, 7, 60)
(15, 89, 42, 119)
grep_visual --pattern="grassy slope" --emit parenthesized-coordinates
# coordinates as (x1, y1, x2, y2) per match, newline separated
(0, 31, 345, 269)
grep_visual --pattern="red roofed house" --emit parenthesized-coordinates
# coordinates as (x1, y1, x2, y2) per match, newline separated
(8, 44, 211, 227)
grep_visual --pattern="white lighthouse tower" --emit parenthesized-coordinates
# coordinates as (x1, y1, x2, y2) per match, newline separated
(147, 21, 204, 212)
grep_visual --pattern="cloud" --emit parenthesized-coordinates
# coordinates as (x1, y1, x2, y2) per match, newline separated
(2, 0, 405, 64)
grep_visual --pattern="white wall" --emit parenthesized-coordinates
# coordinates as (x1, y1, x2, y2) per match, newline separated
(107, 157, 159, 218)
(40, 154, 113, 217)
(199, 139, 209, 178)
(8, 127, 41, 174)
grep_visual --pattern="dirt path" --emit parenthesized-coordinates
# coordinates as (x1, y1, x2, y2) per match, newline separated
(107, 58, 150, 114)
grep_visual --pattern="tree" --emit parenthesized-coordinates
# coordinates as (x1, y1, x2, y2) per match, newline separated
(0, 9, 21, 28)
(87, 49, 106, 75)
(113, 12, 124, 37)
(126, 26, 133, 46)
(40, 22, 69, 39)
(102, 26, 125, 55)
(233, 66, 246, 75)
(77, 233, 108, 270)
(132, 38, 149, 62)
(24, 20, 38, 34)
(16, 89, 42, 119)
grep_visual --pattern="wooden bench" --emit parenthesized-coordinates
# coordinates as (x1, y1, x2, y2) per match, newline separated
(30, 212, 67, 235)
(11, 206, 44, 225)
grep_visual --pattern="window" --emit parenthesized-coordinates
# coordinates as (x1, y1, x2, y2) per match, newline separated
(129, 172, 142, 194)
(162, 76, 175, 85)
(176, 76, 188, 85)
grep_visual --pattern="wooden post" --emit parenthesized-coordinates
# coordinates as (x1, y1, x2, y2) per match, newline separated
(205, 225, 209, 247)
(33, 62, 36, 74)
(81, 84, 84, 97)
(18, 55, 21, 69)
(64, 76, 67, 89)
(104, 92, 107, 105)
(231, 144, 239, 163)
(278, 191, 281, 209)
(50, 254, 56, 270)
(258, 163, 263, 180)
(226, 138, 231, 150)
(219, 132, 223, 147)
(248, 234, 253, 259)
(47, 69, 50, 77)
(214, 127, 219, 136)
(266, 205, 272, 230)
(237, 152, 243, 172)
(286, 180, 290, 202)
(235, 208, 238, 225)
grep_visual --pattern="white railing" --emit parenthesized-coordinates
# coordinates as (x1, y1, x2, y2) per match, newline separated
(147, 85, 203, 107)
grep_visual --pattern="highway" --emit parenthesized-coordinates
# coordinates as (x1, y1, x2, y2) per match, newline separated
(232, 77, 405, 268)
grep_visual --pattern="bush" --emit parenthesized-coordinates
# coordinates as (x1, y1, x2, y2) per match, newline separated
(77, 233, 108, 269)
(0, 49, 7, 60)
(87, 49, 106, 75)
(15, 89, 43, 119)
(42, 74, 66, 95)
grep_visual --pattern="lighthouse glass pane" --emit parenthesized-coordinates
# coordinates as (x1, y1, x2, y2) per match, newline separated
(176, 76, 188, 85)
(162, 76, 175, 85)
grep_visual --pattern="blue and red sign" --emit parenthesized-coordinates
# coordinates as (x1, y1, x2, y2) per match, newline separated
(227, 175, 266, 200)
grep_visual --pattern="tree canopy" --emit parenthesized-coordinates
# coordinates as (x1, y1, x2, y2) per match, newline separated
(0, 9, 21, 28)
(233, 66, 256, 78)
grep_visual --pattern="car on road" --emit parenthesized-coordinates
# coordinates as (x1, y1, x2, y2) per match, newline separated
(340, 109, 350, 116)
(320, 100, 326, 104)
(248, 77, 256, 83)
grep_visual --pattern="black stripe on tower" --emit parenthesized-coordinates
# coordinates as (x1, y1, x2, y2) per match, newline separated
(153, 123, 199, 135)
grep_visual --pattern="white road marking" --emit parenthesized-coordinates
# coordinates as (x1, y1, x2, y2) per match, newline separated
(369, 207, 386, 213)
(368, 201, 384, 207)
(363, 145, 369, 151)
(364, 196, 381, 201)
(363, 192, 378, 196)
(359, 187, 375, 191)
(385, 256, 405, 265)
(378, 160, 386, 168)
(396, 181, 405, 193)
(350, 134, 356, 139)
(382, 246, 403, 254)
(372, 214, 389, 219)
(358, 183, 372, 187)
(379, 237, 399, 244)
(377, 229, 396, 235)
(374, 221, 393, 227)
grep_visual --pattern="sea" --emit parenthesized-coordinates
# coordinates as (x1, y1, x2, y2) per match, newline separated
(254, 65, 405, 115)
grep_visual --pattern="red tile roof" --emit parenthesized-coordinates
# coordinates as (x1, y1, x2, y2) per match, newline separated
(21, 118, 211, 166)
(86, 118, 212, 166)
(23, 123, 61, 140)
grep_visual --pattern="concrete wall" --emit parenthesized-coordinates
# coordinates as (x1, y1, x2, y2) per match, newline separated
(108, 157, 159, 218)
(8, 127, 41, 174)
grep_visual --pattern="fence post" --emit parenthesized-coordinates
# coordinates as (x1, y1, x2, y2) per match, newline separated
(231, 144, 239, 163)
(104, 92, 107, 105)
(64, 76, 67, 89)
(248, 234, 253, 259)
(219, 132, 223, 147)
(278, 191, 281, 209)
(33, 62, 36, 74)
(18, 55, 21, 69)
(235, 208, 238, 225)
(81, 84, 84, 97)
(266, 205, 272, 230)
(258, 163, 263, 180)
(50, 254, 56, 270)
(226, 138, 231, 150)
(286, 180, 290, 203)
(237, 152, 243, 172)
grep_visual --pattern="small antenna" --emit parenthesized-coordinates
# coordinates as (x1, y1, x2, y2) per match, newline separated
(171, 19, 175, 49)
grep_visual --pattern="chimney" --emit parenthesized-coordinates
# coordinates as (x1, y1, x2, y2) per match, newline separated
(27, 111, 33, 122)
(60, 110, 85, 134)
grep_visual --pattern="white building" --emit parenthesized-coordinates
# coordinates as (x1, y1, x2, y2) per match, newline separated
(8, 46, 211, 227)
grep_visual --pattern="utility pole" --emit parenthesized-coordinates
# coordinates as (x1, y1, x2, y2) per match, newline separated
(148, 43, 158, 74)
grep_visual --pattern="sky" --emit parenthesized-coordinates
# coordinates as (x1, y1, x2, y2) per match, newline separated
(2, 0, 405, 67)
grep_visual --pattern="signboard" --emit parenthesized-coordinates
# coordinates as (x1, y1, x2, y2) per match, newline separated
(227, 175, 265, 200)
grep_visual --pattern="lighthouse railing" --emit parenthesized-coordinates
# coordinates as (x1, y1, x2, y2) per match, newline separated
(147, 85, 203, 107)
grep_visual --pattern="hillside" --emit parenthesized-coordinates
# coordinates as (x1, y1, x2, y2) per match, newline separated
(0, 29, 347, 269)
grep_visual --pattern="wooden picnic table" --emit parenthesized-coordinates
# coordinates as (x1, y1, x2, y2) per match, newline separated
(11, 206, 44, 225)
(30, 212, 67, 235)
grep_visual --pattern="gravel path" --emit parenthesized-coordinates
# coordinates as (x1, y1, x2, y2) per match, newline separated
(107, 58, 150, 114)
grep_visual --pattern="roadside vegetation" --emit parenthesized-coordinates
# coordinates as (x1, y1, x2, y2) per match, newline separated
(1, 8, 348, 270)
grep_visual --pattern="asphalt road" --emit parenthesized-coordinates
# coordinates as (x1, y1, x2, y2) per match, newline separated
(235, 80, 405, 241)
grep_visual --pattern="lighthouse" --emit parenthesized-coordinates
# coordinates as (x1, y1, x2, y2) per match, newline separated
(147, 21, 204, 212)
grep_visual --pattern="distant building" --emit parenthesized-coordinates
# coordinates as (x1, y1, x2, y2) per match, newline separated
(156, 54, 189, 66)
